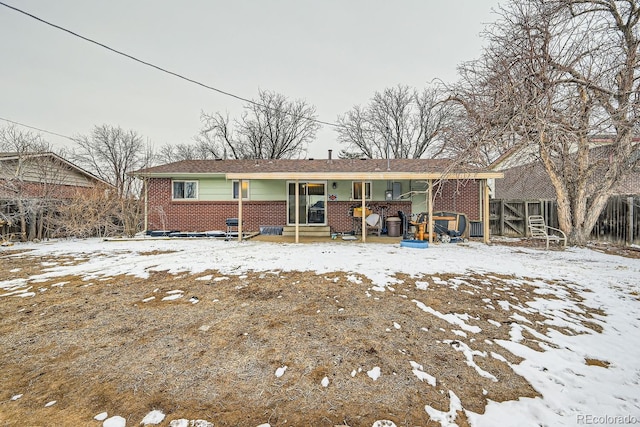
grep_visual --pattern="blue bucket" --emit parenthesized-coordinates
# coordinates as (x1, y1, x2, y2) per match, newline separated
(400, 239, 429, 249)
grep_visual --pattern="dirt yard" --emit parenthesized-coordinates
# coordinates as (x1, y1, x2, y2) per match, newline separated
(0, 241, 625, 426)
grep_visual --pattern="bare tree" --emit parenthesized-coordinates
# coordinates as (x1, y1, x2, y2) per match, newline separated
(73, 124, 153, 236)
(199, 90, 321, 159)
(73, 124, 151, 197)
(51, 186, 120, 238)
(157, 141, 220, 164)
(336, 84, 452, 159)
(451, 0, 639, 245)
(337, 149, 365, 159)
(436, 104, 508, 167)
(0, 126, 60, 240)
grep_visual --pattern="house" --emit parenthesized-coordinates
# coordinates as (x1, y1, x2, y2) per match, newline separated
(0, 151, 112, 239)
(490, 139, 640, 200)
(489, 139, 640, 243)
(0, 151, 110, 196)
(132, 156, 503, 243)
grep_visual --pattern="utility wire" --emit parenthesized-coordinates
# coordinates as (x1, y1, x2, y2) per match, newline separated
(0, 116, 79, 142)
(0, 1, 342, 129)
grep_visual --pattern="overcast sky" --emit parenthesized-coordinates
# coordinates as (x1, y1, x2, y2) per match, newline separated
(0, 1, 502, 160)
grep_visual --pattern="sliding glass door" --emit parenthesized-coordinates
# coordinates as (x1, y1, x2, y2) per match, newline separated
(287, 182, 326, 225)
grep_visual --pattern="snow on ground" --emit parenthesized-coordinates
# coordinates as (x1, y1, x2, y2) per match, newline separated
(2, 237, 640, 426)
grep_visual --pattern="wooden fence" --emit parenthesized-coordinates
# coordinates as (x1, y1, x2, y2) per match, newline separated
(490, 196, 640, 245)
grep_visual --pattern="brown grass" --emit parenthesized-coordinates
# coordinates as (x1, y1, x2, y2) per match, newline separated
(0, 249, 605, 426)
(585, 358, 610, 368)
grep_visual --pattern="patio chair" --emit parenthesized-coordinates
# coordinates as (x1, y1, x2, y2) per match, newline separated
(365, 213, 382, 236)
(528, 215, 567, 249)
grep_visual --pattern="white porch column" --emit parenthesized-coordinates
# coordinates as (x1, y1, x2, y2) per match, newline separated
(295, 180, 299, 243)
(483, 180, 490, 244)
(361, 180, 366, 243)
(143, 177, 148, 233)
(237, 179, 243, 242)
(428, 180, 433, 244)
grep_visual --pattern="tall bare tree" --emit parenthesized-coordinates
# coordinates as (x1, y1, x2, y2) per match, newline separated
(0, 125, 60, 240)
(73, 124, 151, 197)
(336, 84, 452, 159)
(73, 124, 153, 236)
(199, 90, 321, 159)
(157, 141, 220, 164)
(451, 0, 639, 245)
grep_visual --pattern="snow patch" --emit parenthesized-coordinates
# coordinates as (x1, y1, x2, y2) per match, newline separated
(410, 361, 436, 386)
(140, 410, 165, 425)
(103, 415, 127, 427)
(425, 390, 462, 427)
(275, 366, 287, 378)
(367, 366, 381, 381)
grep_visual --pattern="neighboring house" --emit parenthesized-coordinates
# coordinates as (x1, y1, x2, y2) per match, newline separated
(0, 152, 112, 238)
(0, 151, 110, 197)
(489, 140, 640, 243)
(133, 155, 502, 242)
(490, 140, 640, 200)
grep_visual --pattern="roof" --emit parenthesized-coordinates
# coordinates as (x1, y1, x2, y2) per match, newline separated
(133, 158, 503, 180)
(0, 151, 113, 187)
(489, 135, 640, 171)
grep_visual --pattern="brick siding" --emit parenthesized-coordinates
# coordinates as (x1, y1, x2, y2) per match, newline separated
(327, 201, 412, 233)
(432, 180, 481, 220)
(0, 180, 105, 199)
(146, 178, 483, 232)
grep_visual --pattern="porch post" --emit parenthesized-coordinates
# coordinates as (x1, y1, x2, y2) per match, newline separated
(483, 180, 490, 244)
(295, 180, 299, 243)
(361, 180, 366, 243)
(143, 177, 148, 233)
(428, 180, 433, 244)
(237, 179, 243, 242)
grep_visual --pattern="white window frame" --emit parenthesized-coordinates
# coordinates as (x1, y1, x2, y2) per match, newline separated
(232, 180, 250, 200)
(352, 181, 372, 200)
(172, 180, 199, 200)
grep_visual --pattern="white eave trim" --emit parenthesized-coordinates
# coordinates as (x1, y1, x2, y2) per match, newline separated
(132, 172, 227, 179)
(133, 171, 504, 180)
(225, 172, 504, 180)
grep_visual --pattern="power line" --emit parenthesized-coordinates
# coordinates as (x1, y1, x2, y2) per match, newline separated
(0, 1, 342, 129)
(0, 116, 78, 142)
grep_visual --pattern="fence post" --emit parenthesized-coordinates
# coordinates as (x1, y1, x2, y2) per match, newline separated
(628, 196, 634, 246)
(524, 201, 530, 237)
(499, 200, 505, 236)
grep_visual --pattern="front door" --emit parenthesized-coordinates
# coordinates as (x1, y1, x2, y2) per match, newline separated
(288, 182, 326, 225)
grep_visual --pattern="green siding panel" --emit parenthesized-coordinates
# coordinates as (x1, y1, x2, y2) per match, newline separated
(193, 178, 413, 203)
(196, 178, 288, 201)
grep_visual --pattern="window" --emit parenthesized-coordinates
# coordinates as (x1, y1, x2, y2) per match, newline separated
(352, 181, 371, 200)
(172, 180, 198, 200)
(232, 180, 250, 200)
